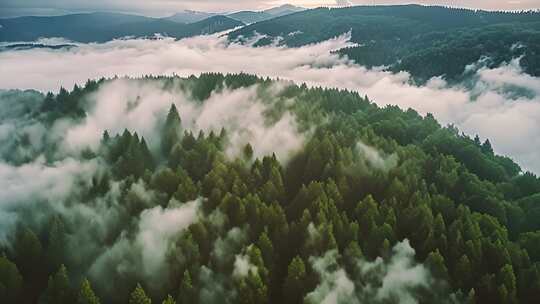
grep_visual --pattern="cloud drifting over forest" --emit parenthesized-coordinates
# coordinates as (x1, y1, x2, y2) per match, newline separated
(1, 32, 539, 173)
(306, 240, 456, 304)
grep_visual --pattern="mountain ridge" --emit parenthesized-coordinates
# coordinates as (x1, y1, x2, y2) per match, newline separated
(0, 12, 244, 42)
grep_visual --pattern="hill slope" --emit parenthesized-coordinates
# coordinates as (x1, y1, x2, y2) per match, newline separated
(163, 10, 218, 24)
(1, 73, 540, 303)
(0, 12, 244, 42)
(229, 5, 540, 81)
(228, 4, 305, 24)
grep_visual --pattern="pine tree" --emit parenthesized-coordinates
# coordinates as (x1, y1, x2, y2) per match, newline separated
(77, 279, 100, 304)
(481, 139, 494, 155)
(177, 270, 195, 304)
(101, 130, 110, 144)
(129, 284, 151, 304)
(162, 103, 182, 155)
(14, 228, 43, 276)
(47, 216, 66, 271)
(284, 256, 307, 304)
(473, 135, 481, 146)
(0, 256, 23, 304)
(162, 295, 176, 304)
(244, 143, 254, 160)
(43, 264, 71, 304)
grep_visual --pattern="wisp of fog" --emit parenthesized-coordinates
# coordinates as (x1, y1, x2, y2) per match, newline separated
(1, 31, 538, 174)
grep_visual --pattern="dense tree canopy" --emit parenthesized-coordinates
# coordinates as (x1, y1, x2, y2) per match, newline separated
(1, 73, 540, 304)
(229, 5, 540, 82)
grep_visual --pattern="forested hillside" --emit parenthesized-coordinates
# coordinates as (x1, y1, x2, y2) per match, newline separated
(228, 4, 305, 24)
(0, 13, 243, 42)
(228, 5, 540, 82)
(1, 73, 540, 304)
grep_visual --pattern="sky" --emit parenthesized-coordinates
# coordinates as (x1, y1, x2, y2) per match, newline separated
(0, 0, 538, 17)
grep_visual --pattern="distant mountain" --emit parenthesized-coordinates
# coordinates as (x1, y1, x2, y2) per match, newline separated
(227, 11, 273, 24)
(227, 4, 305, 24)
(163, 10, 218, 24)
(162, 4, 305, 25)
(263, 4, 305, 17)
(0, 43, 76, 52)
(0, 12, 243, 42)
(229, 5, 540, 81)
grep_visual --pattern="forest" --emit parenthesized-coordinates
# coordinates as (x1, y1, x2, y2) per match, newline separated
(0, 73, 539, 304)
(228, 5, 540, 82)
(0, 14, 243, 43)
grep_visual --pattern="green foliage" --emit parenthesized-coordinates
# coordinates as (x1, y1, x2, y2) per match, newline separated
(3, 74, 540, 304)
(284, 256, 307, 304)
(77, 279, 101, 304)
(0, 256, 23, 304)
(129, 284, 152, 304)
(177, 270, 195, 304)
(161, 295, 176, 304)
(162, 104, 182, 156)
(42, 264, 72, 304)
(0, 14, 244, 42)
(14, 227, 43, 277)
(229, 5, 540, 81)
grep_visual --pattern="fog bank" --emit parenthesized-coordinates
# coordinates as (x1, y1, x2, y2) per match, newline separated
(1, 32, 538, 172)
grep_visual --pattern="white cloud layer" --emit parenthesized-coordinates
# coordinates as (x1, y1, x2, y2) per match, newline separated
(0, 156, 100, 244)
(58, 78, 305, 162)
(306, 239, 453, 304)
(136, 199, 200, 280)
(0, 35, 540, 172)
(0, 32, 539, 173)
(356, 140, 398, 172)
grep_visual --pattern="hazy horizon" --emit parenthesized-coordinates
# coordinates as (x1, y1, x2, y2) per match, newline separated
(0, 0, 538, 18)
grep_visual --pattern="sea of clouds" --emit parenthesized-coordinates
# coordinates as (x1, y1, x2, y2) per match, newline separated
(1, 27, 535, 303)
(1, 31, 538, 173)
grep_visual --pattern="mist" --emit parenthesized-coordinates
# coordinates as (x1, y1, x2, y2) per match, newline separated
(60, 77, 305, 162)
(306, 240, 458, 304)
(0, 69, 308, 301)
(1, 32, 539, 173)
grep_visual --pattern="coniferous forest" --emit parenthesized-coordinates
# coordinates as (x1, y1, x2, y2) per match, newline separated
(1, 73, 540, 304)
(228, 5, 540, 83)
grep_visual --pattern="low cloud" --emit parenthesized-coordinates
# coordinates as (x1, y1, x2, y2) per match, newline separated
(87, 198, 200, 291)
(1, 32, 538, 172)
(0, 156, 99, 245)
(198, 226, 248, 304)
(136, 199, 201, 280)
(232, 245, 258, 278)
(356, 140, 398, 172)
(59, 78, 305, 162)
(194, 85, 305, 161)
(306, 239, 456, 304)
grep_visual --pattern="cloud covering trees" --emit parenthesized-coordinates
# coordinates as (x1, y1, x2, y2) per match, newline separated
(1, 32, 539, 173)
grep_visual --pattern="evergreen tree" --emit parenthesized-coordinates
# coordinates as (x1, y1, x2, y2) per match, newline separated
(0, 256, 23, 304)
(47, 216, 66, 271)
(162, 103, 182, 155)
(244, 143, 254, 160)
(481, 139, 494, 155)
(177, 270, 195, 304)
(162, 295, 176, 304)
(14, 228, 43, 277)
(129, 284, 151, 304)
(284, 256, 307, 304)
(77, 279, 100, 304)
(42, 264, 71, 304)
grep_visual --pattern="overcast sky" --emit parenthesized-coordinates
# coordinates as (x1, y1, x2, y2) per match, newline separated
(0, 0, 538, 17)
